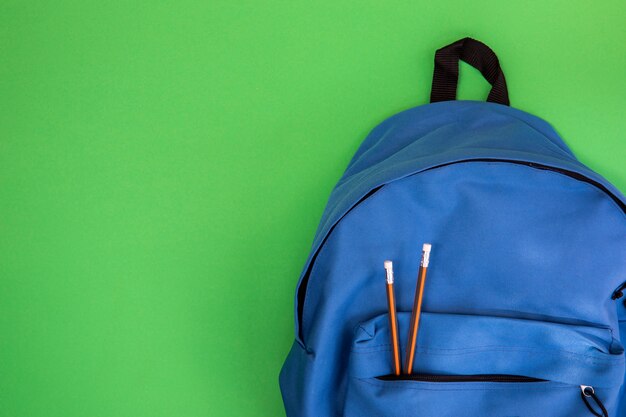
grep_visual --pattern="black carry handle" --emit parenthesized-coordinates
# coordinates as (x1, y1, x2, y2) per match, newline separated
(430, 37, 510, 106)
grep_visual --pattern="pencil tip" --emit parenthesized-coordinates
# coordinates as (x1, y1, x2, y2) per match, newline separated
(384, 260, 393, 269)
(422, 243, 432, 253)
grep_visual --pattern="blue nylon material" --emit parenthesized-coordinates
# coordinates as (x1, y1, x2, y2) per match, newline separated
(350, 313, 623, 386)
(280, 101, 626, 416)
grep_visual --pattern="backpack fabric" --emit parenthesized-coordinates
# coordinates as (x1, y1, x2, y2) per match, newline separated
(279, 38, 626, 417)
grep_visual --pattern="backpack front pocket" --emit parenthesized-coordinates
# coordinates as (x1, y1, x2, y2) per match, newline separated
(344, 312, 624, 417)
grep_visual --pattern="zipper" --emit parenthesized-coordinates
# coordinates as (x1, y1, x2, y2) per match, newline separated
(376, 373, 545, 383)
(580, 386, 609, 417)
(377, 374, 609, 416)
(297, 158, 626, 345)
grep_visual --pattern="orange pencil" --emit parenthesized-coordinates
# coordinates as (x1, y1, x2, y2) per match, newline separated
(404, 243, 432, 375)
(384, 260, 401, 376)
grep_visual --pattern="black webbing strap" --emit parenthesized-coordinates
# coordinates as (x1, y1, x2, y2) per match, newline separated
(430, 37, 510, 106)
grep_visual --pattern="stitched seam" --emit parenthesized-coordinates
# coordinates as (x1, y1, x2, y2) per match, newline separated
(356, 324, 374, 339)
(350, 346, 624, 364)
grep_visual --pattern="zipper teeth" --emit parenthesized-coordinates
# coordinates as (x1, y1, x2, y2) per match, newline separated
(376, 374, 546, 383)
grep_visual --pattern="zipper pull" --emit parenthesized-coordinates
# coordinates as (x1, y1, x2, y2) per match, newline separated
(611, 282, 626, 300)
(580, 386, 608, 417)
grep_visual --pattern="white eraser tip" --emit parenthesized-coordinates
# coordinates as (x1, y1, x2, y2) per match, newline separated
(384, 260, 394, 283)
(423, 243, 432, 253)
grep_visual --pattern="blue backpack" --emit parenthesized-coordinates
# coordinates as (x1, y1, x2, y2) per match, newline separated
(279, 38, 626, 417)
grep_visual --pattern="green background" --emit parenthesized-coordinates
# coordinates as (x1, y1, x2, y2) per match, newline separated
(1, 1, 624, 416)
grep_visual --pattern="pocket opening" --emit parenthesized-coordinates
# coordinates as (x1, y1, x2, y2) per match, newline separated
(376, 373, 546, 383)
